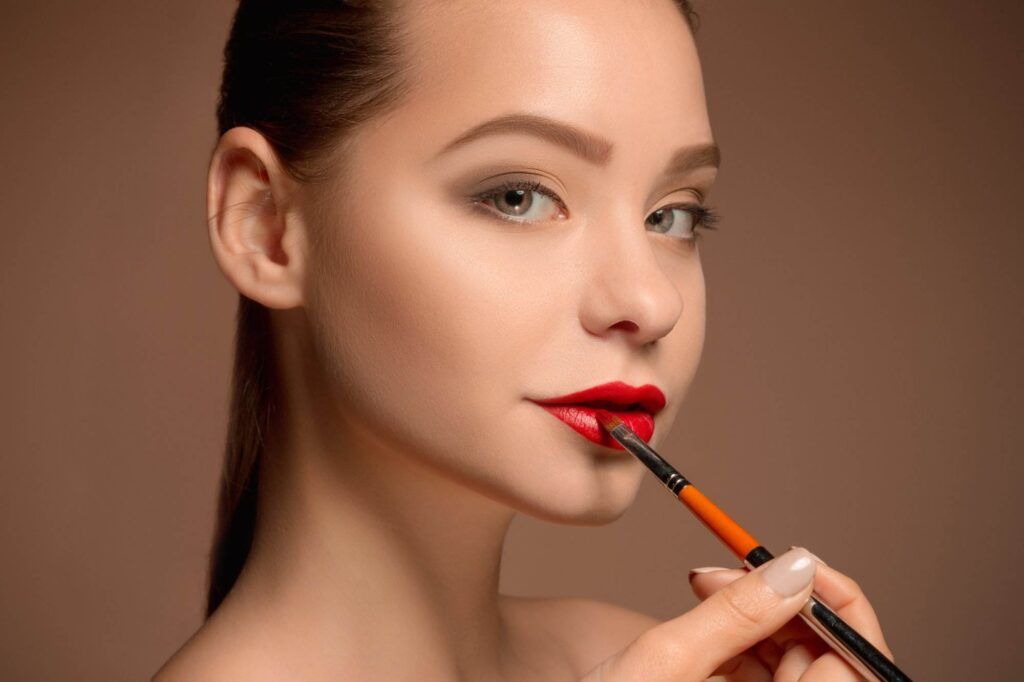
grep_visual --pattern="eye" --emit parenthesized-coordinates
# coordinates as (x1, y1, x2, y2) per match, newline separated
(646, 204, 720, 242)
(469, 180, 721, 243)
(470, 179, 567, 223)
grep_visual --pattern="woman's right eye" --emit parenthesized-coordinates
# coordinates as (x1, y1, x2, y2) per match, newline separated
(470, 180, 568, 223)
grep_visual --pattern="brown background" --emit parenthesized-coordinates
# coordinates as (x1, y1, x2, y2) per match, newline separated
(2, 1, 1021, 680)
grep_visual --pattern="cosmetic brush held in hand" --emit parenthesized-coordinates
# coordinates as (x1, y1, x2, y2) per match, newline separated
(593, 409, 912, 682)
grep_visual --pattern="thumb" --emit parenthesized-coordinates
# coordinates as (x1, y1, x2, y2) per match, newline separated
(586, 548, 817, 681)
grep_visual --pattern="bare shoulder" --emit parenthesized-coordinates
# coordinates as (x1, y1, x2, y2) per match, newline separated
(152, 629, 232, 682)
(500, 594, 664, 677)
(153, 629, 259, 682)
(152, 608, 290, 682)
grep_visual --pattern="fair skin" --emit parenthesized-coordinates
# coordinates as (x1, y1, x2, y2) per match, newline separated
(157, 0, 894, 680)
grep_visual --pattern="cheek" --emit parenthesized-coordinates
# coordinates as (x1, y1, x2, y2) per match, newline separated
(650, 256, 705, 443)
(307, 186, 555, 449)
(672, 255, 706, 371)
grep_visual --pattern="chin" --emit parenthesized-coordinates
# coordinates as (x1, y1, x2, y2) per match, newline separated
(507, 456, 647, 527)
(519, 491, 641, 527)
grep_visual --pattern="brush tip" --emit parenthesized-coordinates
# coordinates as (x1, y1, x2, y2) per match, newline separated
(594, 409, 623, 432)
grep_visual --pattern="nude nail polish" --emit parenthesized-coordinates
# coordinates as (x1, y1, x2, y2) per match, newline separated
(761, 548, 816, 596)
(789, 545, 827, 566)
(688, 566, 728, 581)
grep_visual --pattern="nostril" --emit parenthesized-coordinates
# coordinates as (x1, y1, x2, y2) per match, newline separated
(610, 320, 640, 333)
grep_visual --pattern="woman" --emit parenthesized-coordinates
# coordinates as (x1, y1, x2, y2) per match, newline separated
(157, 0, 896, 679)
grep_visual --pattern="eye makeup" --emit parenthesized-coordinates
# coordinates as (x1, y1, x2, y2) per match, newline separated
(646, 202, 720, 242)
(469, 178, 568, 223)
(465, 176, 722, 245)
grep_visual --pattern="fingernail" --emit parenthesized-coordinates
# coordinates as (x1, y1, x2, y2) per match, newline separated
(761, 548, 816, 597)
(789, 545, 827, 566)
(688, 566, 729, 581)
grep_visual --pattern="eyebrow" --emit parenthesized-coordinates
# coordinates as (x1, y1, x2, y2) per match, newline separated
(433, 112, 721, 176)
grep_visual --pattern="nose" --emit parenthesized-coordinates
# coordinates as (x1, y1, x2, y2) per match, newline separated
(578, 214, 685, 347)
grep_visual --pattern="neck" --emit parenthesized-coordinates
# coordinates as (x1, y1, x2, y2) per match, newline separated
(220, 317, 519, 679)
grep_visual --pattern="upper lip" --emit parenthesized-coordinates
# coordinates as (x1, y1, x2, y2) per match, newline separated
(529, 381, 667, 414)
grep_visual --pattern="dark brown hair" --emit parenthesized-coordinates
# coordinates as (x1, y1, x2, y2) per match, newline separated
(206, 0, 700, 618)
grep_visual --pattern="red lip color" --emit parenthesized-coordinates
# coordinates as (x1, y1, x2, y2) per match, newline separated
(528, 381, 666, 449)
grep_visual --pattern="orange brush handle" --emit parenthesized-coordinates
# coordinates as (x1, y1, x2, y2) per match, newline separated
(678, 485, 761, 560)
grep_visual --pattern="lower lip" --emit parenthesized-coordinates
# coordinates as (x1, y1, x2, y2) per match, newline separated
(532, 403, 655, 449)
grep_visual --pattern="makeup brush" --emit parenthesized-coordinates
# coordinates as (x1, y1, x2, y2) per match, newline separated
(593, 409, 911, 682)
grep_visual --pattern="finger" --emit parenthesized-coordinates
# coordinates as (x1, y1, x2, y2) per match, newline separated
(749, 638, 784, 672)
(618, 548, 818, 681)
(689, 569, 818, 676)
(798, 651, 873, 681)
(715, 652, 773, 682)
(688, 567, 746, 599)
(794, 548, 894, 659)
(690, 549, 896, 678)
(780, 548, 896, 682)
(773, 639, 823, 682)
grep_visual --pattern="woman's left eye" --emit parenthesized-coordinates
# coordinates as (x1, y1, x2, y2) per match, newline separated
(645, 204, 720, 242)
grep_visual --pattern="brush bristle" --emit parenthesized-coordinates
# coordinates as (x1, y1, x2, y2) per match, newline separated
(594, 409, 623, 431)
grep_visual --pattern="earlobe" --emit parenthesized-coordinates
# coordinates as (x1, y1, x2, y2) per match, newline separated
(206, 126, 306, 309)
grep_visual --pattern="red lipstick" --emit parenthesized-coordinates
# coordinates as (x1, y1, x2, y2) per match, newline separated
(528, 381, 666, 449)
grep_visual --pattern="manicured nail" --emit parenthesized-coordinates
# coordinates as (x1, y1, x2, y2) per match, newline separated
(688, 566, 729, 581)
(789, 545, 827, 566)
(761, 548, 816, 597)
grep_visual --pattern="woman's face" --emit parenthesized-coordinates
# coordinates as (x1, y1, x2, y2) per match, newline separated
(303, 0, 716, 522)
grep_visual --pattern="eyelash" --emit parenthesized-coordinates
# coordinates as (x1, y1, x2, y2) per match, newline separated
(469, 179, 721, 243)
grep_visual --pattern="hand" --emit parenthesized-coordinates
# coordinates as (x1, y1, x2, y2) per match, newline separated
(579, 547, 895, 681)
(688, 548, 894, 680)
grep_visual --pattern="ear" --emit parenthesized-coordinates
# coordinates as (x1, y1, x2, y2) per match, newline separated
(207, 126, 307, 309)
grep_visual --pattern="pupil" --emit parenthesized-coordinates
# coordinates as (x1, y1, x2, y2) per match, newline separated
(651, 209, 672, 232)
(500, 189, 532, 215)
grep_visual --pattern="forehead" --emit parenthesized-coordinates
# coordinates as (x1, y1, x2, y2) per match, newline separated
(391, 0, 712, 153)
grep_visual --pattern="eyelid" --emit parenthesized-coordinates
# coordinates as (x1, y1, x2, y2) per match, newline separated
(659, 186, 707, 204)
(468, 169, 567, 195)
(661, 202, 722, 234)
(467, 174, 718, 234)
(469, 177, 570, 219)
